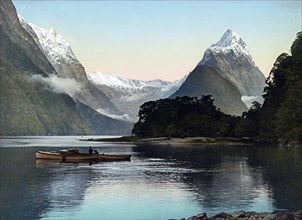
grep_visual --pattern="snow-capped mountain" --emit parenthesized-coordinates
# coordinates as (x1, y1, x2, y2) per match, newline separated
(199, 29, 254, 66)
(171, 29, 267, 115)
(19, 16, 76, 65)
(18, 15, 119, 111)
(17, 14, 185, 128)
(198, 29, 266, 97)
(87, 71, 187, 120)
(87, 71, 185, 95)
(1, 1, 93, 135)
(18, 15, 133, 134)
(19, 15, 86, 82)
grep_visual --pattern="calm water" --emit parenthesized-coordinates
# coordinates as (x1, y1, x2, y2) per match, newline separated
(0, 136, 301, 220)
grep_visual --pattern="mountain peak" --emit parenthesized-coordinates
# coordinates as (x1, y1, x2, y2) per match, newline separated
(215, 29, 248, 51)
(199, 29, 253, 66)
(19, 17, 76, 64)
(215, 29, 249, 55)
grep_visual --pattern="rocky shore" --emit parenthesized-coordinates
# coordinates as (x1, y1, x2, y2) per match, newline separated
(183, 210, 302, 220)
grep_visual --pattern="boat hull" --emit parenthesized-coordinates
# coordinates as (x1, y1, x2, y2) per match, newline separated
(36, 151, 99, 161)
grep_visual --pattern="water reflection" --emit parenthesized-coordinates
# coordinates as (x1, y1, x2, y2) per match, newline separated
(246, 146, 302, 210)
(1, 138, 302, 220)
(0, 147, 50, 220)
(136, 144, 275, 214)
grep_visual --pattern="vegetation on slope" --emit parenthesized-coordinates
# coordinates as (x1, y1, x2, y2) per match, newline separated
(171, 65, 247, 116)
(238, 31, 302, 142)
(0, 58, 91, 135)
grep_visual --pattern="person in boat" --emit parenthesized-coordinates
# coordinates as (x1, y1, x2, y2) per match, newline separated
(94, 149, 99, 154)
(89, 146, 93, 154)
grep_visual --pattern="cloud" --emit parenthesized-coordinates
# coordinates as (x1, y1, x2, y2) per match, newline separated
(30, 74, 82, 98)
(96, 108, 132, 121)
(241, 96, 264, 109)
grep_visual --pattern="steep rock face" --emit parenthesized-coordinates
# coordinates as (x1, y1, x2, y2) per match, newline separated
(0, 59, 94, 135)
(15, 13, 134, 134)
(0, 0, 91, 135)
(18, 16, 122, 116)
(0, 0, 53, 76)
(199, 29, 266, 96)
(87, 71, 187, 120)
(171, 65, 247, 115)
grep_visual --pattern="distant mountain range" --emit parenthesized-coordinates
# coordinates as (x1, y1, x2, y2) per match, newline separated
(0, 0, 266, 135)
(87, 71, 187, 121)
(19, 13, 188, 124)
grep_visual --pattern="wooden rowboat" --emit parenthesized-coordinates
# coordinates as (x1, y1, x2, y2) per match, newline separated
(36, 150, 131, 162)
(36, 151, 99, 161)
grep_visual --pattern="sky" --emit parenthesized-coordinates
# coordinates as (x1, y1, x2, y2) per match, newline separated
(13, 0, 301, 82)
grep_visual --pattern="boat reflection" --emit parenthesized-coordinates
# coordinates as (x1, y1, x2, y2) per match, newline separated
(35, 159, 102, 166)
(36, 149, 131, 162)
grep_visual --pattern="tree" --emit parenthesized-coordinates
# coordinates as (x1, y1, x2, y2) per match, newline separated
(275, 32, 302, 140)
(132, 95, 238, 138)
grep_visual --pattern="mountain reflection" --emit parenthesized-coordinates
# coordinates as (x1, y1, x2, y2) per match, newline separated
(246, 146, 302, 211)
(1, 147, 50, 220)
(183, 159, 272, 213)
(41, 165, 94, 213)
(136, 144, 301, 213)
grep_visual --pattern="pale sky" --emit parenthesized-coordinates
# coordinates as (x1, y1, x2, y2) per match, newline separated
(13, 0, 301, 81)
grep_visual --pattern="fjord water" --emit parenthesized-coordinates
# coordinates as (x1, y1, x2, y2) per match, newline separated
(1, 137, 301, 220)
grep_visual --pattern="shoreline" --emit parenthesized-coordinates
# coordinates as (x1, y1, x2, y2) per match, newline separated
(136, 137, 258, 145)
(82, 136, 302, 148)
(82, 136, 274, 145)
(183, 210, 302, 220)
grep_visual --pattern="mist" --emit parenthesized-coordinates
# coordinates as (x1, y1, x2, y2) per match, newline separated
(30, 74, 82, 98)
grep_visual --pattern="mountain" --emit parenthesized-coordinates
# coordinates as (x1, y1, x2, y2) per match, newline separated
(18, 15, 122, 114)
(0, 0, 91, 135)
(87, 71, 187, 120)
(199, 29, 266, 97)
(171, 29, 266, 115)
(171, 65, 247, 115)
(24, 17, 187, 123)
(17, 15, 133, 134)
(0, 0, 133, 135)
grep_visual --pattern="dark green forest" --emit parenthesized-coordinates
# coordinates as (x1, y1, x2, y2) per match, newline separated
(132, 32, 302, 143)
(132, 95, 240, 137)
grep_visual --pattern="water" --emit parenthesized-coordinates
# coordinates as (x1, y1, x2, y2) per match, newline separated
(1, 136, 301, 220)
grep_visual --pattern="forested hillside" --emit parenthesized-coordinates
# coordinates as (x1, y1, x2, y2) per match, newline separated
(237, 31, 302, 142)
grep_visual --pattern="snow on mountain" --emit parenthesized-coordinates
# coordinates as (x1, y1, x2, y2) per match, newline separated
(87, 72, 149, 90)
(87, 71, 186, 96)
(18, 15, 133, 134)
(170, 29, 267, 115)
(19, 15, 76, 65)
(87, 71, 187, 120)
(197, 29, 266, 97)
(199, 29, 254, 66)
